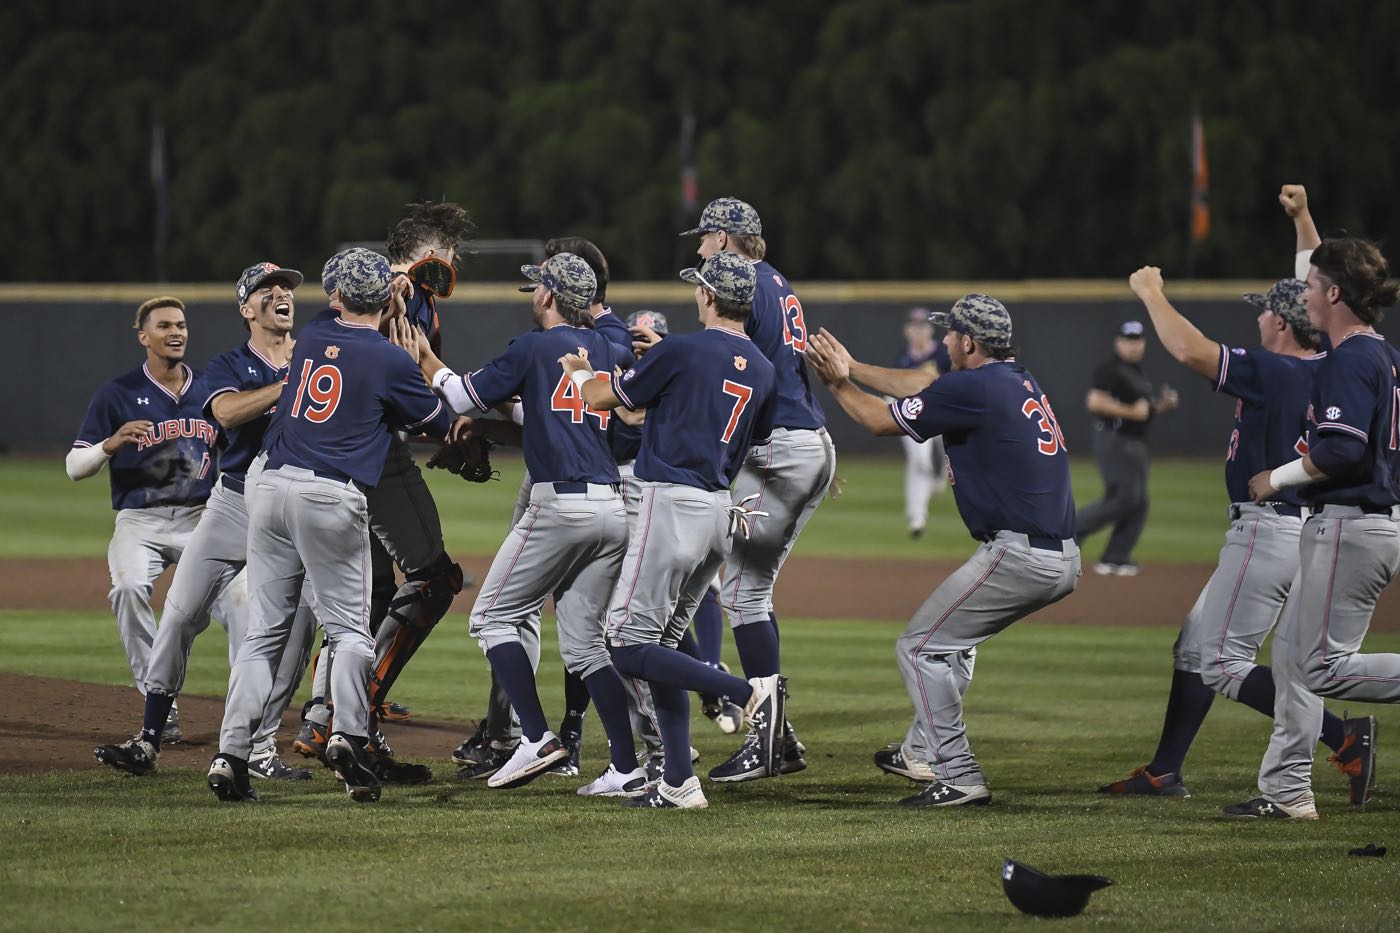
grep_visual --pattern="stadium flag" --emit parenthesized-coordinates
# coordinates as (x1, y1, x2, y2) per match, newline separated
(1189, 105, 1210, 243)
(150, 120, 171, 282)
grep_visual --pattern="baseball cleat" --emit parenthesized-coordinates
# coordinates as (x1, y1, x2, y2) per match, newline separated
(701, 663, 744, 734)
(622, 775, 708, 809)
(451, 720, 490, 766)
(326, 734, 383, 803)
(207, 756, 259, 803)
(708, 733, 770, 783)
(1098, 765, 1191, 798)
(454, 740, 518, 780)
(779, 722, 808, 775)
(746, 674, 786, 771)
(293, 720, 330, 765)
(899, 779, 991, 808)
(578, 765, 649, 798)
(486, 732, 568, 789)
(547, 731, 582, 777)
(874, 743, 935, 783)
(93, 735, 158, 777)
(248, 752, 313, 782)
(641, 746, 702, 784)
(371, 701, 414, 723)
(1221, 795, 1317, 821)
(1328, 714, 1377, 806)
(162, 707, 183, 745)
(370, 747, 433, 785)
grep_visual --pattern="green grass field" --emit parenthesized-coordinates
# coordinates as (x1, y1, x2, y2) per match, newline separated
(1, 454, 1227, 562)
(3, 456, 1397, 931)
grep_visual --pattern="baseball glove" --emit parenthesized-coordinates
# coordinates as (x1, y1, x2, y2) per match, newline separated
(406, 257, 456, 297)
(427, 434, 497, 483)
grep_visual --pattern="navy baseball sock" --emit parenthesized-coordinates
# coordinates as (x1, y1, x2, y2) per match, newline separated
(733, 621, 780, 678)
(485, 643, 549, 741)
(609, 644, 752, 705)
(141, 691, 177, 749)
(1147, 669, 1215, 777)
(560, 670, 590, 738)
(693, 589, 723, 666)
(649, 681, 696, 785)
(1234, 666, 1275, 717)
(582, 668, 639, 772)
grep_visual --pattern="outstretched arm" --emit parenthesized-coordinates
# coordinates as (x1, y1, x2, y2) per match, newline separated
(805, 333, 903, 436)
(807, 329, 935, 397)
(560, 352, 624, 411)
(1129, 266, 1218, 379)
(1279, 184, 1322, 255)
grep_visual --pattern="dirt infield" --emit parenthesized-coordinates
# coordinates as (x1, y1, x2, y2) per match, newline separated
(3, 553, 1397, 774)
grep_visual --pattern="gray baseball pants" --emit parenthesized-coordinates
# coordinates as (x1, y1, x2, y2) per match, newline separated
(1076, 430, 1150, 566)
(220, 465, 374, 757)
(106, 504, 242, 694)
(144, 476, 316, 755)
(470, 482, 626, 678)
(897, 532, 1080, 786)
(1259, 505, 1400, 803)
(721, 427, 836, 626)
(1175, 504, 1302, 698)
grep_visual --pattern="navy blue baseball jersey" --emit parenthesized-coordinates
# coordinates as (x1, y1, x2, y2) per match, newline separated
(200, 341, 289, 483)
(890, 361, 1075, 541)
(748, 260, 825, 431)
(457, 324, 623, 485)
(613, 328, 776, 491)
(73, 363, 219, 511)
(896, 344, 950, 375)
(1213, 344, 1325, 506)
(1302, 332, 1400, 508)
(263, 310, 452, 487)
(609, 417, 643, 464)
(593, 309, 636, 360)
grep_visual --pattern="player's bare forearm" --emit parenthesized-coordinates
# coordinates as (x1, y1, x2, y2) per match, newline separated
(579, 378, 622, 411)
(615, 406, 645, 427)
(849, 360, 936, 397)
(211, 382, 284, 429)
(829, 379, 903, 437)
(1086, 389, 1149, 422)
(1136, 289, 1217, 379)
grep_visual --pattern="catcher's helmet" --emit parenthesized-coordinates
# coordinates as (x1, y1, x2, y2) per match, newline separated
(1001, 859, 1112, 918)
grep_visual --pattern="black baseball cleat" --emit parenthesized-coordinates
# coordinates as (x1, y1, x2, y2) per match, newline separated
(369, 747, 433, 785)
(454, 740, 518, 781)
(778, 721, 808, 775)
(94, 735, 158, 777)
(451, 719, 490, 766)
(1098, 765, 1190, 798)
(248, 753, 313, 781)
(708, 733, 769, 783)
(547, 731, 582, 777)
(1329, 714, 1377, 806)
(207, 755, 259, 803)
(326, 734, 383, 803)
(1221, 795, 1317, 821)
(899, 779, 991, 808)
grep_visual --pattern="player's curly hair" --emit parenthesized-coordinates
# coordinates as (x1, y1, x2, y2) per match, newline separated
(385, 202, 476, 267)
(134, 296, 185, 330)
(1310, 238, 1399, 325)
(545, 237, 609, 306)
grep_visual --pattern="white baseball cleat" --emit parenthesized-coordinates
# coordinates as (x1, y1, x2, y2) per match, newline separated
(486, 731, 568, 789)
(578, 765, 649, 798)
(622, 775, 709, 809)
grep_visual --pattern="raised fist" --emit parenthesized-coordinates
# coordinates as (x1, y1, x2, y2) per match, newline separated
(1278, 184, 1308, 218)
(1128, 266, 1164, 298)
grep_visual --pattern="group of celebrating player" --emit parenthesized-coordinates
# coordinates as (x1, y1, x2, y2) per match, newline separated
(75, 186, 1398, 817)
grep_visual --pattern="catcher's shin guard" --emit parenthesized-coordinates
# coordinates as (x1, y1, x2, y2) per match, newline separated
(369, 553, 464, 704)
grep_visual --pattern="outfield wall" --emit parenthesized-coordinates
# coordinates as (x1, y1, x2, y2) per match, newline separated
(3, 282, 1391, 457)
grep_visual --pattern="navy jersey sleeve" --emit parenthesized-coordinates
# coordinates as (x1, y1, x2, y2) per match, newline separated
(1214, 344, 1273, 405)
(1313, 352, 1381, 443)
(199, 352, 247, 420)
(383, 348, 452, 438)
(612, 338, 678, 411)
(74, 383, 116, 447)
(462, 336, 531, 412)
(889, 374, 985, 442)
(593, 312, 635, 360)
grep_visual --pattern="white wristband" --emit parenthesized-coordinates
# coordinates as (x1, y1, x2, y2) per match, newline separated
(1269, 458, 1313, 490)
(510, 401, 525, 426)
(569, 369, 593, 389)
(431, 367, 455, 392)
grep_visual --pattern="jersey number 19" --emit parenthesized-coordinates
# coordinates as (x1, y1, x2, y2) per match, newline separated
(290, 360, 343, 424)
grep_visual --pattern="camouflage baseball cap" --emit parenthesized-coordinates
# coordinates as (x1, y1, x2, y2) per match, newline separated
(519, 252, 597, 312)
(236, 261, 303, 304)
(930, 294, 1013, 349)
(1244, 279, 1318, 344)
(626, 309, 669, 336)
(680, 250, 757, 305)
(679, 197, 762, 237)
(324, 247, 392, 307)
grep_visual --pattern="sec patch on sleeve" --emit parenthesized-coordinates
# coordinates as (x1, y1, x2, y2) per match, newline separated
(901, 397, 924, 419)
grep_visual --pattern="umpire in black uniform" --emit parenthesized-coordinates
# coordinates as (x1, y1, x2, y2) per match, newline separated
(1076, 320, 1178, 575)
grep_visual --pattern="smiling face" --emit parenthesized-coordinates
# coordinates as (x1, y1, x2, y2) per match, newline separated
(1303, 265, 1335, 333)
(138, 305, 188, 363)
(241, 280, 297, 336)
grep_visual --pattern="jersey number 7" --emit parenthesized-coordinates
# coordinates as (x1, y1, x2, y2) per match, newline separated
(290, 360, 343, 424)
(721, 380, 752, 444)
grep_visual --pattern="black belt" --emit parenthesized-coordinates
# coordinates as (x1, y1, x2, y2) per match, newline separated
(981, 533, 1064, 552)
(1362, 504, 1400, 515)
(551, 481, 620, 495)
(265, 460, 359, 487)
(219, 474, 245, 495)
(1230, 502, 1302, 520)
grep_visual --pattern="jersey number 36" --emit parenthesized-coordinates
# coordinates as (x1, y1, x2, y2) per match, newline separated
(1022, 394, 1067, 456)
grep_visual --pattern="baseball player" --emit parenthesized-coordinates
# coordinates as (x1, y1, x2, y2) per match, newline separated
(210, 248, 453, 803)
(67, 296, 234, 743)
(805, 296, 1079, 807)
(677, 198, 834, 783)
(896, 307, 950, 538)
(93, 263, 318, 781)
(1099, 269, 1369, 798)
(296, 202, 471, 783)
(408, 252, 646, 793)
(562, 250, 785, 809)
(1225, 236, 1400, 820)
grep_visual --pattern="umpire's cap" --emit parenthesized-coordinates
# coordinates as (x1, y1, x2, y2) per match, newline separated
(931, 294, 1013, 349)
(236, 262, 303, 305)
(680, 197, 762, 237)
(519, 252, 597, 312)
(680, 250, 757, 305)
(1244, 279, 1318, 345)
(1001, 859, 1113, 918)
(627, 309, 669, 336)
